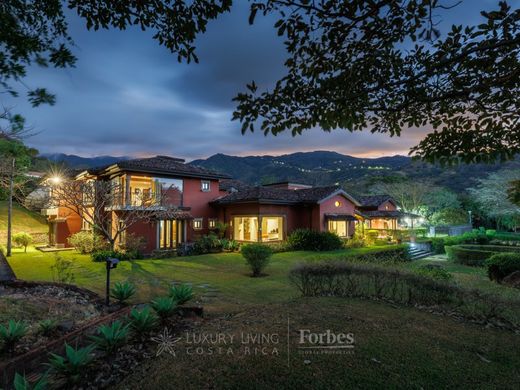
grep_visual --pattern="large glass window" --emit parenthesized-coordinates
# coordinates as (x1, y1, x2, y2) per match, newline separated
(155, 178, 183, 206)
(159, 220, 181, 249)
(233, 217, 258, 242)
(261, 216, 284, 242)
(328, 220, 347, 237)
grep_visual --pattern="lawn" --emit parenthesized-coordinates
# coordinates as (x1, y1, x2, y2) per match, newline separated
(115, 298, 520, 389)
(0, 201, 47, 235)
(7, 246, 392, 308)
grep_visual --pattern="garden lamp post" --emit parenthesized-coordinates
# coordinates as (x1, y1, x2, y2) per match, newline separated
(105, 257, 120, 305)
(468, 210, 473, 227)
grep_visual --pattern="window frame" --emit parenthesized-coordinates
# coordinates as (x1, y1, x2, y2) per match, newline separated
(193, 218, 203, 230)
(201, 180, 211, 192)
(208, 218, 217, 229)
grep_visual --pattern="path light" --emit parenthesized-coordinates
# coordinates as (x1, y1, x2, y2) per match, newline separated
(105, 257, 120, 305)
(50, 176, 62, 185)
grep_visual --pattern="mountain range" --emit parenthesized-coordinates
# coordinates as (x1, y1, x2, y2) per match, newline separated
(40, 151, 518, 193)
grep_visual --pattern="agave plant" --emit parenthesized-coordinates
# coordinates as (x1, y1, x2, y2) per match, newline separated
(151, 297, 178, 321)
(13, 372, 48, 390)
(0, 320, 28, 352)
(39, 319, 58, 336)
(129, 307, 158, 337)
(168, 283, 194, 305)
(110, 281, 137, 304)
(90, 320, 130, 355)
(48, 343, 95, 384)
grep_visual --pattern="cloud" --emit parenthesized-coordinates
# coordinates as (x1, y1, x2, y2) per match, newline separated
(0, 1, 486, 160)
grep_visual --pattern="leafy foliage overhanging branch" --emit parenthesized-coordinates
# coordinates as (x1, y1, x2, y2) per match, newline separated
(2, 1, 519, 163)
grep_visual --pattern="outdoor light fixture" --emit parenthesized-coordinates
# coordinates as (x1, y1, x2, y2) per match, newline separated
(50, 176, 62, 185)
(105, 257, 120, 305)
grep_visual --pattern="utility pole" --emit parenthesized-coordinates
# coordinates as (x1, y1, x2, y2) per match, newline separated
(6, 157, 15, 257)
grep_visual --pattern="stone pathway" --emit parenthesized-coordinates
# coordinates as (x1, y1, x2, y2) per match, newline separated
(0, 251, 16, 281)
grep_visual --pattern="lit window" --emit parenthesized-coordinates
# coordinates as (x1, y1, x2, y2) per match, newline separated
(335, 201, 341, 207)
(208, 219, 217, 229)
(261, 216, 284, 242)
(81, 218, 92, 231)
(193, 218, 203, 230)
(233, 216, 258, 242)
(328, 220, 347, 237)
(201, 180, 211, 192)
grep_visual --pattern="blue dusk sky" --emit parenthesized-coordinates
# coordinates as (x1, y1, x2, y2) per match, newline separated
(7, 1, 497, 160)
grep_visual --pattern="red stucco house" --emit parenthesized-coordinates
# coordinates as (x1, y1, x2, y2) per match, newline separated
(42, 155, 412, 253)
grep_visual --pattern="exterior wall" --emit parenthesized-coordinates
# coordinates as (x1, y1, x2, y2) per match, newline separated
(378, 200, 397, 211)
(53, 207, 82, 247)
(126, 219, 159, 253)
(182, 178, 221, 241)
(319, 194, 357, 236)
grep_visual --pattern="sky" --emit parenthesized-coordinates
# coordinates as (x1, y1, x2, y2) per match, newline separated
(8, 1, 496, 161)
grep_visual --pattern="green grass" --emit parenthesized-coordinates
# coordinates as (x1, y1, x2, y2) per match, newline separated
(115, 298, 520, 389)
(0, 201, 47, 234)
(7, 246, 390, 306)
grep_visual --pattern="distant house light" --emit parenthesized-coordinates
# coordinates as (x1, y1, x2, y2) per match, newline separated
(335, 201, 341, 207)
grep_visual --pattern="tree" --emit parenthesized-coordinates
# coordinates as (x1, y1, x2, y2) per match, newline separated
(47, 177, 171, 249)
(370, 179, 436, 214)
(2, 1, 520, 163)
(0, 112, 38, 256)
(468, 169, 520, 230)
(422, 188, 465, 224)
(12, 232, 33, 253)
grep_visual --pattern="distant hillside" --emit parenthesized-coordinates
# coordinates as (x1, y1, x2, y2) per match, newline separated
(40, 153, 130, 169)
(37, 151, 519, 194)
(190, 151, 519, 193)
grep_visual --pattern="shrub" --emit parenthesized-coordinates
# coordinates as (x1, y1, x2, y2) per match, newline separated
(241, 243, 273, 277)
(12, 372, 48, 390)
(90, 320, 130, 355)
(485, 253, 520, 283)
(151, 297, 178, 321)
(346, 244, 410, 263)
(220, 238, 240, 252)
(0, 320, 27, 352)
(67, 231, 107, 254)
(91, 249, 133, 262)
(48, 343, 95, 384)
(288, 261, 520, 326)
(50, 253, 75, 284)
(168, 283, 194, 304)
(345, 236, 366, 248)
(191, 233, 223, 255)
(110, 281, 136, 304)
(287, 229, 343, 251)
(365, 230, 379, 246)
(12, 232, 33, 252)
(120, 233, 146, 259)
(39, 319, 58, 336)
(430, 237, 447, 254)
(447, 245, 520, 266)
(213, 221, 229, 238)
(414, 264, 453, 281)
(129, 307, 158, 337)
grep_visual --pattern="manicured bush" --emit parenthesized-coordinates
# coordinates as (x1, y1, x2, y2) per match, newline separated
(67, 231, 107, 254)
(168, 283, 194, 304)
(0, 320, 27, 352)
(91, 249, 133, 262)
(241, 243, 273, 277)
(12, 232, 33, 252)
(446, 245, 520, 266)
(365, 230, 379, 246)
(485, 253, 520, 283)
(288, 261, 520, 326)
(287, 229, 343, 251)
(346, 244, 410, 263)
(151, 297, 178, 321)
(430, 237, 447, 254)
(90, 320, 130, 355)
(129, 307, 158, 337)
(220, 238, 240, 252)
(48, 343, 95, 384)
(110, 281, 136, 304)
(414, 264, 453, 281)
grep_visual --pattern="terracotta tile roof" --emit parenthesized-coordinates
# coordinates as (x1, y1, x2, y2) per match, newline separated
(362, 210, 408, 218)
(219, 179, 253, 193)
(357, 195, 395, 208)
(84, 156, 230, 180)
(213, 185, 354, 205)
(324, 213, 357, 221)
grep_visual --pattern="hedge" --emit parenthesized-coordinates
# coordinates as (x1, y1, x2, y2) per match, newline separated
(339, 244, 411, 263)
(485, 253, 520, 283)
(446, 245, 520, 266)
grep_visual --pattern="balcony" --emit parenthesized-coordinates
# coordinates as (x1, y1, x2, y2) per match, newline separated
(41, 207, 58, 216)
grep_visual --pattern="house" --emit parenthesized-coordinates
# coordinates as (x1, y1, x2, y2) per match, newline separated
(41, 155, 417, 252)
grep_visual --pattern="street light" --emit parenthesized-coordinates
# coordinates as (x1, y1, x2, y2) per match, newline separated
(468, 210, 473, 227)
(49, 176, 62, 185)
